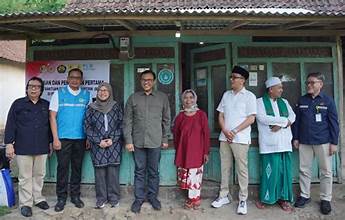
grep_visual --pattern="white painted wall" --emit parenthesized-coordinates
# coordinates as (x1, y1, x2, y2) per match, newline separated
(0, 59, 25, 132)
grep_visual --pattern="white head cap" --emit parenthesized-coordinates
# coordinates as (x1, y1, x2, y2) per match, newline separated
(265, 77, 282, 88)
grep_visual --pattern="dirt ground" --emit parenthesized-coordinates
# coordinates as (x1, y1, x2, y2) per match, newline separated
(2, 195, 345, 220)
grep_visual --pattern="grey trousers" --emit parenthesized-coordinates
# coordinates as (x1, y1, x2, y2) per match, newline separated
(16, 154, 47, 207)
(299, 143, 333, 201)
(94, 165, 120, 205)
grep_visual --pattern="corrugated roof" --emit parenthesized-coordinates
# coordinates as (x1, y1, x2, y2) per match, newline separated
(64, 0, 345, 15)
(0, 0, 345, 17)
(1, 0, 345, 40)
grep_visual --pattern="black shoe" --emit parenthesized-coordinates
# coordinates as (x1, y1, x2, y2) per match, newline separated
(294, 196, 311, 208)
(320, 200, 332, 215)
(131, 200, 143, 213)
(148, 197, 161, 210)
(35, 201, 49, 210)
(54, 199, 66, 212)
(110, 201, 119, 208)
(20, 206, 32, 217)
(71, 197, 85, 208)
(95, 200, 106, 209)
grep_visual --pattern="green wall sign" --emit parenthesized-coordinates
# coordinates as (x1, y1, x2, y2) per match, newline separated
(158, 69, 174, 85)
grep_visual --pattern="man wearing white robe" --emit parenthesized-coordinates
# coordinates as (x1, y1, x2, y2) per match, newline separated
(256, 77, 295, 211)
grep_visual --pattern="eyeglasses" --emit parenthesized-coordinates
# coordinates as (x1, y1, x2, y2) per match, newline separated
(68, 76, 82, 80)
(230, 75, 244, 80)
(305, 80, 322, 85)
(141, 78, 154, 83)
(28, 85, 41, 89)
(97, 89, 109, 93)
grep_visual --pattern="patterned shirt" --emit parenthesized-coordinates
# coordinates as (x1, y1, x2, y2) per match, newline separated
(85, 102, 123, 167)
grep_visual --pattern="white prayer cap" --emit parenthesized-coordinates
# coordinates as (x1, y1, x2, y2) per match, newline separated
(265, 77, 282, 88)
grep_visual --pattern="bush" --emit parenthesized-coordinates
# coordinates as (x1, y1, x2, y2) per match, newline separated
(0, 206, 11, 217)
(0, 0, 66, 14)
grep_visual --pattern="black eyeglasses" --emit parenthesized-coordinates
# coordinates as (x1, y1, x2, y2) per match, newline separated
(230, 75, 244, 80)
(97, 89, 109, 93)
(305, 80, 322, 85)
(141, 78, 154, 83)
(28, 85, 41, 89)
(68, 76, 82, 80)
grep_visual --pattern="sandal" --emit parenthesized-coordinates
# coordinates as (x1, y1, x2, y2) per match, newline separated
(278, 200, 293, 212)
(192, 198, 201, 210)
(184, 199, 194, 209)
(184, 198, 201, 210)
(255, 201, 266, 209)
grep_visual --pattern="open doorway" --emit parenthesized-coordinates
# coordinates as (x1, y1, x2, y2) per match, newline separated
(180, 43, 230, 135)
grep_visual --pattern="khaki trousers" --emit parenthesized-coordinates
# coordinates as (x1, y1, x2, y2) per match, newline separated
(299, 143, 333, 201)
(219, 141, 249, 201)
(16, 154, 47, 207)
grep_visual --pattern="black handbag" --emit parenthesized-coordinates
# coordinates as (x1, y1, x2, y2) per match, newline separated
(0, 145, 10, 169)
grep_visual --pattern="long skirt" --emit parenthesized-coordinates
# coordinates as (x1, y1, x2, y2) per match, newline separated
(177, 166, 203, 201)
(259, 152, 293, 204)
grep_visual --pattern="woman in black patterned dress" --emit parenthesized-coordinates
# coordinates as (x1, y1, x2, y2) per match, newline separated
(85, 82, 123, 209)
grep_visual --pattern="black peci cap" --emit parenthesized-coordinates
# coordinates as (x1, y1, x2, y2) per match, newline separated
(232, 65, 249, 80)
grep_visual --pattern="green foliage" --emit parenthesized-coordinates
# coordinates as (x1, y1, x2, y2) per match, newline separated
(0, 206, 11, 217)
(0, 0, 67, 14)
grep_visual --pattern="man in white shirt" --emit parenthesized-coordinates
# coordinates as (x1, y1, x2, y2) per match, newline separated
(255, 77, 295, 212)
(49, 68, 91, 212)
(211, 66, 256, 215)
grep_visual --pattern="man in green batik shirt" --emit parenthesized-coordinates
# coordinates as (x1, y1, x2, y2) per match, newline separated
(255, 77, 296, 212)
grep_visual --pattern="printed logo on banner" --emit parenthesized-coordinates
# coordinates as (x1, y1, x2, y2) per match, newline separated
(57, 65, 67, 73)
(26, 60, 110, 100)
(40, 65, 48, 73)
(83, 63, 95, 71)
(40, 64, 55, 74)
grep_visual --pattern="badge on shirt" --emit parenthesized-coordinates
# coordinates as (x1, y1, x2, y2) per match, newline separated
(315, 113, 322, 122)
(299, 105, 308, 109)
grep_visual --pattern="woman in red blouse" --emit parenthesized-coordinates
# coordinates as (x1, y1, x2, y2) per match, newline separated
(173, 89, 210, 209)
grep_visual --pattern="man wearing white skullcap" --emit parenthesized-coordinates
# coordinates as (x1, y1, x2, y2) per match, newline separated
(265, 77, 282, 88)
(255, 77, 296, 211)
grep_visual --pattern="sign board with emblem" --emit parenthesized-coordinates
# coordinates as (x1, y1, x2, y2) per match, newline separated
(26, 60, 110, 100)
(158, 68, 174, 85)
(157, 64, 176, 121)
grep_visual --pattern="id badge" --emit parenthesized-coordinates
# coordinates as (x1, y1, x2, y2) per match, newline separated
(315, 113, 322, 122)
